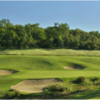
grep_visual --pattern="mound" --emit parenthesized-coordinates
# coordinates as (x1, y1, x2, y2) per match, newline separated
(0, 70, 18, 75)
(11, 78, 63, 93)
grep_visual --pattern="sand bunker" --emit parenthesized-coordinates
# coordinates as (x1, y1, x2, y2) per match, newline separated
(64, 66, 77, 70)
(0, 70, 18, 75)
(11, 78, 63, 93)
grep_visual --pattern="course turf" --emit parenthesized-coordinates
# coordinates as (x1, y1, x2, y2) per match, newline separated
(0, 55, 100, 80)
(71, 88, 100, 99)
(11, 70, 100, 79)
(0, 50, 100, 98)
(0, 55, 100, 71)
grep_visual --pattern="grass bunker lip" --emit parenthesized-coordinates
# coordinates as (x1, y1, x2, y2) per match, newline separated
(0, 70, 18, 75)
(11, 78, 63, 93)
(64, 63, 86, 70)
(64, 66, 84, 70)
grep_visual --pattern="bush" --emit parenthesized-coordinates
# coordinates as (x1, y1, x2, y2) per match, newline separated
(2, 91, 20, 99)
(91, 77, 98, 82)
(73, 77, 85, 84)
(46, 84, 64, 92)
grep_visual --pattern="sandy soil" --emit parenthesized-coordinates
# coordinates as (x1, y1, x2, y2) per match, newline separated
(11, 78, 63, 93)
(64, 66, 77, 70)
(0, 70, 17, 75)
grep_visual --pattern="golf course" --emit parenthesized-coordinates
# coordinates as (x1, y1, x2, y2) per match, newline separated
(0, 49, 100, 99)
(1, 0, 100, 99)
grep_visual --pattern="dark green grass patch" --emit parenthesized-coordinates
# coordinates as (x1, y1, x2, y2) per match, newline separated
(71, 88, 100, 99)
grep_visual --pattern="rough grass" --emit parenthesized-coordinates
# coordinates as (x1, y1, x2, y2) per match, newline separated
(71, 88, 100, 99)
(1, 77, 100, 99)
(1, 49, 100, 56)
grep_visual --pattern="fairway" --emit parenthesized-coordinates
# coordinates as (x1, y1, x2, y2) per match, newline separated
(11, 70, 100, 79)
(0, 55, 100, 71)
(0, 55, 100, 79)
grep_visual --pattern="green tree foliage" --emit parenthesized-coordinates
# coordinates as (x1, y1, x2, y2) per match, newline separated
(0, 19, 100, 50)
(45, 23, 69, 48)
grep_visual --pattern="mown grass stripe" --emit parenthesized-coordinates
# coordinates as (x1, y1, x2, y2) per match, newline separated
(12, 71, 100, 79)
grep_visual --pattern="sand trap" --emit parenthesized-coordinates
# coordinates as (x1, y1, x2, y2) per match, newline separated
(64, 66, 77, 70)
(11, 78, 63, 93)
(64, 66, 84, 70)
(0, 70, 18, 75)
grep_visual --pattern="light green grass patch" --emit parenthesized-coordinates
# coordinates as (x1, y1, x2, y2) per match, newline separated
(11, 70, 100, 79)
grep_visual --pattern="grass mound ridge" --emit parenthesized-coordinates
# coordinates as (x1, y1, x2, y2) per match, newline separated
(0, 70, 18, 75)
(11, 78, 63, 93)
(64, 66, 85, 70)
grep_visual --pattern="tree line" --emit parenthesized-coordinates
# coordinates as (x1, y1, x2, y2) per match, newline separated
(0, 19, 100, 50)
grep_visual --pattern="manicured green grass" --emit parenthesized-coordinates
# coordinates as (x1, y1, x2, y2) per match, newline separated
(11, 70, 100, 79)
(1, 49, 100, 56)
(0, 55, 100, 80)
(0, 76, 22, 94)
(0, 55, 100, 71)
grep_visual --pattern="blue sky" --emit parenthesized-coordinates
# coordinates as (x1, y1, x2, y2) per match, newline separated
(0, 1, 100, 32)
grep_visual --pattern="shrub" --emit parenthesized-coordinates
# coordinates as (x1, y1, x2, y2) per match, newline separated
(91, 77, 98, 82)
(2, 91, 20, 99)
(73, 77, 85, 84)
(46, 84, 64, 92)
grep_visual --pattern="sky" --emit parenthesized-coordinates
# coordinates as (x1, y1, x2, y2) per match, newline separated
(0, 1, 100, 32)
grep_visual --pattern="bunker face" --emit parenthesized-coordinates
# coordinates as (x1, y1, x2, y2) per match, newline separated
(0, 70, 18, 75)
(11, 78, 63, 93)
